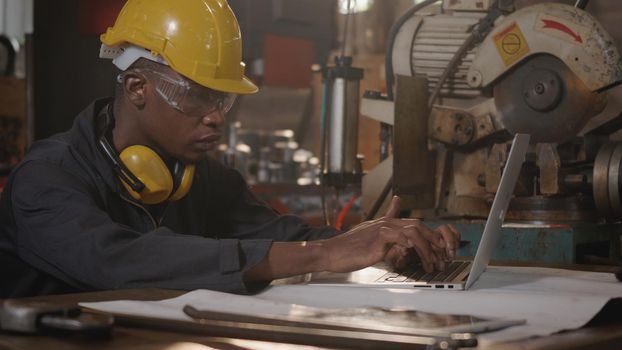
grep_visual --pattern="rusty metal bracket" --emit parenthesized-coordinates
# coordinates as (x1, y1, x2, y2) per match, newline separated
(393, 75, 435, 210)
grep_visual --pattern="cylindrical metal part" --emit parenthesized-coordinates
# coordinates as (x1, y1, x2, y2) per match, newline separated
(328, 77, 360, 174)
(593, 142, 622, 220)
(563, 174, 587, 190)
(323, 56, 364, 187)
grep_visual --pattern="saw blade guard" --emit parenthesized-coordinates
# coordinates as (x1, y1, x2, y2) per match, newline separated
(467, 3, 622, 93)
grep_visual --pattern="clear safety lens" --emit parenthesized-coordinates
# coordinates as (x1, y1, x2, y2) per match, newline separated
(177, 81, 237, 117)
(136, 69, 236, 117)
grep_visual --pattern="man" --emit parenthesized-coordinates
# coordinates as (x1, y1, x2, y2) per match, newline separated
(0, 0, 459, 298)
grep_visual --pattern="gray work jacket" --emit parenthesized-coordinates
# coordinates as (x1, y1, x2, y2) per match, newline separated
(0, 98, 338, 297)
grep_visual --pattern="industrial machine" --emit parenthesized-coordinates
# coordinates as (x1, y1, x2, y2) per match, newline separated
(361, 0, 622, 264)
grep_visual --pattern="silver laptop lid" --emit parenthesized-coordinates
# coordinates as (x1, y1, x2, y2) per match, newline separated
(465, 134, 530, 289)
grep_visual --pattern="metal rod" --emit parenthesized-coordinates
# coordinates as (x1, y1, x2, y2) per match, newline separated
(341, 0, 352, 57)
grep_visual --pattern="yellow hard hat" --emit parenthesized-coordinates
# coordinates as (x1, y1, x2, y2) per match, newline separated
(100, 0, 258, 94)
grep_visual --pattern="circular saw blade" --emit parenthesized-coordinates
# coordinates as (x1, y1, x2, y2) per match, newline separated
(494, 55, 601, 143)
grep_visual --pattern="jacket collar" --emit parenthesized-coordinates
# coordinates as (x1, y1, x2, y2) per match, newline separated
(68, 98, 123, 193)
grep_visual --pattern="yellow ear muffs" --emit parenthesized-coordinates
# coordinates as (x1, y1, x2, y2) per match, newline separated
(119, 145, 173, 204)
(97, 104, 194, 205)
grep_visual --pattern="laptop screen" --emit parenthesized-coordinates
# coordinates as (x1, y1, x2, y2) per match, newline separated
(465, 133, 530, 289)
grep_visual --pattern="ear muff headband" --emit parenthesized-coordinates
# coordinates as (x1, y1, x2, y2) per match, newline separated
(97, 106, 194, 204)
(97, 116, 146, 193)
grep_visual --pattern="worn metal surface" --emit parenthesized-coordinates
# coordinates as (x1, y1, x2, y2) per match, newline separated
(469, 110, 498, 142)
(429, 103, 501, 147)
(447, 148, 490, 214)
(485, 142, 507, 193)
(393, 75, 435, 210)
(536, 143, 561, 195)
(442, 0, 495, 11)
(507, 195, 597, 222)
(429, 108, 475, 146)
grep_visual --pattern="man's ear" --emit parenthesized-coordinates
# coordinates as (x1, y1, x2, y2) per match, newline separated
(123, 72, 147, 108)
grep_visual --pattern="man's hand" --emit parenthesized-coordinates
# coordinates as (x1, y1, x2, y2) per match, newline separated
(385, 223, 460, 271)
(245, 196, 461, 283)
(321, 196, 460, 273)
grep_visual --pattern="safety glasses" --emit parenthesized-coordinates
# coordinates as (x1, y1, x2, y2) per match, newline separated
(123, 68, 236, 117)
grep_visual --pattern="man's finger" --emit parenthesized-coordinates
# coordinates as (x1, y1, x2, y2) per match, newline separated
(407, 223, 446, 250)
(444, 224, 460, 242)
(421, 259, 434, 273)
(407, 231, 438, 268)
(448, 224, 460, 238)
(431, 245, 448, 262)
(384, 196, 401, 219)
(436, 225, 459, 259)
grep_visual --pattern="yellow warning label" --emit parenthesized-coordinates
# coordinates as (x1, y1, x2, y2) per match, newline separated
(494, 22, 530, 67)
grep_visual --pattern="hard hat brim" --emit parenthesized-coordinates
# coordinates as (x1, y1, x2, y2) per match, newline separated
(198, 75, 258, 95)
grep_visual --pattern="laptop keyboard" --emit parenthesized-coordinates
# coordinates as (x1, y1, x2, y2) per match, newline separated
(375, 261, 472, 284)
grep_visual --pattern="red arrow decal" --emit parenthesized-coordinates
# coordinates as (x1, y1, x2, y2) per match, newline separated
(542, 19, 583, 43)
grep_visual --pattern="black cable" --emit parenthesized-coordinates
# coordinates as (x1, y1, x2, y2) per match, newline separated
(585, 111, 622, 136)
(575, 0, 589, 9)
(384, 0, 439, 102)
(0, 36, 16, 76)
(428, 1, 501, 107)
(427, 33, 477, 108)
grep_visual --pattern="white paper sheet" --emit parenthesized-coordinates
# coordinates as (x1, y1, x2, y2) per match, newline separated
(81, 266, 622, 346)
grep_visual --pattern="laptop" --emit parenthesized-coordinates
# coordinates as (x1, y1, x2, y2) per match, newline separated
(306, 133, 530, 291)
